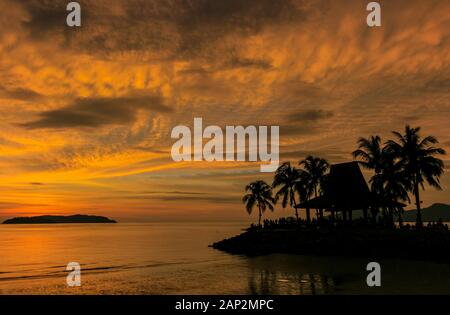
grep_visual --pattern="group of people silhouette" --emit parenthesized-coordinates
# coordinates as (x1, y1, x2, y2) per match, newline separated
(247, 216, 449, 231)
(425, 219, 449, 231)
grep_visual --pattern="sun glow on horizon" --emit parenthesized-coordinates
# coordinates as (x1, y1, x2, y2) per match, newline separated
(0, 0, 448, 221)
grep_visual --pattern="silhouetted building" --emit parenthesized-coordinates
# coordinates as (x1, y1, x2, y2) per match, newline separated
(296, 161, 405, 222)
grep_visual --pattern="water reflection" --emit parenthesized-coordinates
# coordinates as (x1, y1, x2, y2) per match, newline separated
(248, 269, 337, 295)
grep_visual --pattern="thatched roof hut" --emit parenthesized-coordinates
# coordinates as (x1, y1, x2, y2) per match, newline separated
(296, 162, 405, 218)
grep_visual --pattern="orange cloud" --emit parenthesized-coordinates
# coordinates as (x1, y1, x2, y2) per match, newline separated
(0, 0, 448, 220)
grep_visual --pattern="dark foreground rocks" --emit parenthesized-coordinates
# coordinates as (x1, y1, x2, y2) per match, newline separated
(211, 227, 450, 263)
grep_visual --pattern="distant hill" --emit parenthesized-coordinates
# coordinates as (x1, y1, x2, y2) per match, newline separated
(2, 214, 117, 224)
(401, 203, 450, 222)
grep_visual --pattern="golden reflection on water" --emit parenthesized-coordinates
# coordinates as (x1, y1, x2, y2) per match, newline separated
(1, 223, 450, 294)
(248, 270, 336, 295)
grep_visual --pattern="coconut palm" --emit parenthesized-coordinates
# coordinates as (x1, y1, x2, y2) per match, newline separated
(299, 156, 330, 219)
(352, 135, 384, 175)
(272, 162, 302, 221)
(371, 151, 410, 226)
(353, 135, 386, 222)
(385, 125, 446, 227)
(294, 172, 313, 222)
(242, 180, 275, 226)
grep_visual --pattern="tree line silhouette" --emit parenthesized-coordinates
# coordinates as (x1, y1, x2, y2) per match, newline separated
(243, 125, 446, 228)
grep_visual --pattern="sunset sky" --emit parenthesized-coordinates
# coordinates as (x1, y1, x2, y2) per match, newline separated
(0, 0, 448, 222)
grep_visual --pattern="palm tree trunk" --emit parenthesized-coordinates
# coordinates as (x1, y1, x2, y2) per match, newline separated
(314, 186, 323, 220)
(398, 207, 403, 227)
(389, 207, 395, 228)
(291, 189, 299, 223)
(414, 179, 423, 228)
(258, 202, 262, 227)
(370, 206, 378, 225)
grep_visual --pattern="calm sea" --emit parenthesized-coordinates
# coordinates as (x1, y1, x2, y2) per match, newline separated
(0, 222, 449, 294)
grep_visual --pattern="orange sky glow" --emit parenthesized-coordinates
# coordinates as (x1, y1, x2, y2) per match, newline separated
(0, 0, 449, 222)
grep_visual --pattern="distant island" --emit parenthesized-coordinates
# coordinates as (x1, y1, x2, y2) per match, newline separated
(401, 203, 450, 222)
(2, 214, 117, 224)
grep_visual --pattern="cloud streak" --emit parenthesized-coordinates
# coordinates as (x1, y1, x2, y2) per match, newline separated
(0, 0, 448, 218)
(21, 95, 171, 129)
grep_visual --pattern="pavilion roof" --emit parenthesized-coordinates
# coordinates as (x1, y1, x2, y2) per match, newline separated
(296, 161, 406, 210)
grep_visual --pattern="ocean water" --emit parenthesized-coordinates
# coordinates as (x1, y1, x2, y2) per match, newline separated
(0, 222, 449, 295)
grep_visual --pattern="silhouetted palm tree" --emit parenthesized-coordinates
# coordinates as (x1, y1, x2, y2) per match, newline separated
(371, 151, 410, 225)
(243, 180, 275, 226)
(385, 125, 446, 227)
(272, 162, 302, 221)
(353, 135, 386, 221)
(294, 172, 312, 222)
(352, 135, 384, 175)
(299, 156, 330, 219)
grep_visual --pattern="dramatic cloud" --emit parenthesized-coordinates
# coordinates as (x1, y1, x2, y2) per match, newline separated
(0, 0, 448, 219)
(0, 87, 44, 102)
(289, 110, 334, 123)
(17, 0, 308, 60)
(21, 95, 171, 129)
